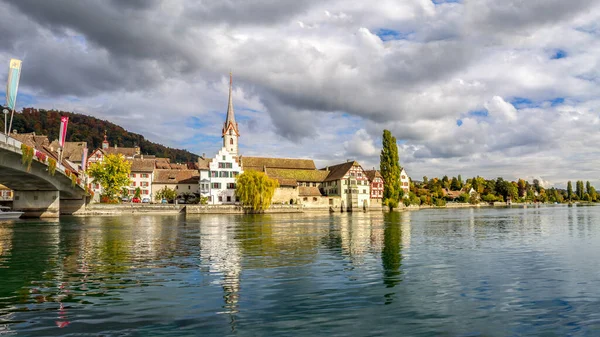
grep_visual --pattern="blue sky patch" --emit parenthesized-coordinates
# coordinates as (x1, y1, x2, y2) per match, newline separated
(432, 0, 461, 4)
(375, 28, 412, 41)
(551, 49, 567, 59)
(469, 109, 489, 117)
(0, 91, 37, 107)
(456, 119, 463, 126)
(550, 97, 564, 106)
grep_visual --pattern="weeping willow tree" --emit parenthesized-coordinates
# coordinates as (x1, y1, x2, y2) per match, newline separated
(236, 171, 279, 212)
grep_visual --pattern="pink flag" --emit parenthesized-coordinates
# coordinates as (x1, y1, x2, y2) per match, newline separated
(81, 147, 88, 171)
(59, 116, 68, 147)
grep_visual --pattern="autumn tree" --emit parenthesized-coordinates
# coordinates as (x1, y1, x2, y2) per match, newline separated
(380, 130, 401, 210)
(236, 171, 279, 212)
(87, 154, 131, 202)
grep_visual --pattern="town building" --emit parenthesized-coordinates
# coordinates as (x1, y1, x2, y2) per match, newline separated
(128, 158, 155, 199)
(241, 157, 328, 205)
(152, 169, 200, 199)
(365, 169, 384, 206)
(0, 184, 13, 201)
(400, 167, 410, 196)
(199, 147, 242, 204)
(321, 161, 370, 211)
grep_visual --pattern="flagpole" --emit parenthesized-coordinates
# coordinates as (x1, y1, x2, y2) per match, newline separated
(7, 107, 15, 136)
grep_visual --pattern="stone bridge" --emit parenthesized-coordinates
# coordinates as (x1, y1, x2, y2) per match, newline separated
(0, 134, 87, 217)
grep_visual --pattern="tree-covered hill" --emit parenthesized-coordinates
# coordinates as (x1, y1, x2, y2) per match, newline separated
(6, 107, 199, 163)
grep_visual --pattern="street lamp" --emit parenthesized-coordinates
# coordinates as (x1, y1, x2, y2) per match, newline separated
(2, 109, 8, 136)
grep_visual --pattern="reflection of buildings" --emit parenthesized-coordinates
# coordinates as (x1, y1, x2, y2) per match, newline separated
(199, 217, 242, 315)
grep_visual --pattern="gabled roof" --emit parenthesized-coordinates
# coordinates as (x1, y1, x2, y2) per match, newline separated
(103, 146, 138, 157)
(321, 161, 359, 182)
(129, 158, 155, 172)
(10, 132, 50, 149)
(242, 156, 316, 170)
(198, 157, 211, 170)
(49, 140, 87, 163)
(153, 169, 199, 184)
(299, 186, 322, 197)
(266, 168, 329, 182)
(364, 169, 383, 182)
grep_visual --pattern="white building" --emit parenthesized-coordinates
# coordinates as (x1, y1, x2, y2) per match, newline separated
(128, 158, 155, 199)
(400, 167, 410, 196)
(202, 147, 242, 204)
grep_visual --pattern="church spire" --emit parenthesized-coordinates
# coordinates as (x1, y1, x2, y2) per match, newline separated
(222, 71, 239, 156)
(225, 71, 236, 127)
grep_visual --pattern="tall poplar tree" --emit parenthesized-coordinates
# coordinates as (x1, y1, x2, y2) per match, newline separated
(380, 129, 401, 210)
(567, 181, 573, 201)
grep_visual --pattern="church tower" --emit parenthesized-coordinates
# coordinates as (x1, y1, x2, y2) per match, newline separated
(222, 72, 240, 156)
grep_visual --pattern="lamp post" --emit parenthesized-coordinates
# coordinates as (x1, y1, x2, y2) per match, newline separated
(2, 108, 8, 139)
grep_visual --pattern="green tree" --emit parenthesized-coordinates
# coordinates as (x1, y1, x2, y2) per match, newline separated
(134, 187, 141, 199)
(576, 180, 584, 200)
(567, 181, 573, 201)
(450, 177, 461, 191)
(442, 175, 450, 189)
(87, 154, 131, 202)
(517, 179, 527, 198)
(155, 186, 177, 203)
(586, 181, 592, 195)
(380, 130, 401, 210)
(236, 170, 279, 212)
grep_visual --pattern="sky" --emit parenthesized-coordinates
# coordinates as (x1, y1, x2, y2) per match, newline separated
(1, 0, 600, 188)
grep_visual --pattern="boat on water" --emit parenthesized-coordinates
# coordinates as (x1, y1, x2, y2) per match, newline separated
(0, 206, 23, 219)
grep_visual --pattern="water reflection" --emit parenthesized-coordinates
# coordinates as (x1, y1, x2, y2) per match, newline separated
(1, 207, 600, 335)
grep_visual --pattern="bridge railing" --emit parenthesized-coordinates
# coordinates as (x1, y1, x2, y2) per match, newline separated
(0, 132, 83, 189)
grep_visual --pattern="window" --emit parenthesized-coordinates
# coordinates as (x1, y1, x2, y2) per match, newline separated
(141, 173, 149, 178)
(218, 162, 224, 168)
(210, 171, 217, 177)
(312, 182, 316, 187)
(212, 183, 221, 189)
(236, 197, 239, 202)
(358, 173, 362, 177)
(222, 155, 226, 160)
(143, 190, 149, 195)
(188, 186, 191, 190)
(363, 189, 366, 194)
(227, 183, 236, 189)
(220, 171, 229, 178)
(141, 182, 149, 187)
(303, 197, 308, 201)
(402, 175, 406, 179)
(329, 199, 333, 205)
(350, 172, 355, 177)
(131, 182, 136, 186)
(208, 196, 212, 201)
(313, 197, 317, 201)
(227, 196, 231, 202)
(219, 196, 223, 202)
(130, 173, 136, 178)
(233, 171, 238, 177)
(230, 138, 233, 145)
(176, 186, 178, 190)
(227, 163, 232, 168)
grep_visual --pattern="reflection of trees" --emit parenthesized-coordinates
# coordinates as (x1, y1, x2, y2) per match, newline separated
(237, 214, 324, 268)
(382, 212, 403, 304)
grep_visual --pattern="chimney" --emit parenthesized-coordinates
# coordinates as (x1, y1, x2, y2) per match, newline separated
(202, 153, 206, 158)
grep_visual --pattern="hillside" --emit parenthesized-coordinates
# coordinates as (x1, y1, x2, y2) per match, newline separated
(7, 107, 199, 163)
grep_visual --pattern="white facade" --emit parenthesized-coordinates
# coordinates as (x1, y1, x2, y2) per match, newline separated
(129, 172, 153, 198)
(204, 147, 242, 204)
(400, 168, 410, 196)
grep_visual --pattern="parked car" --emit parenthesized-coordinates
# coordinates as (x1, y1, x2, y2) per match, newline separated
(132, 197, 141, 203)
(141, 197, 150, 203)
(176, 197, 186, 204)
(121, 196, 130, 202)
(161, 198, 167, 204)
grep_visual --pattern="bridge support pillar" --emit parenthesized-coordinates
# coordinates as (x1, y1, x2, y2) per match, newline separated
(13, 190, 60, 218)
(60, 196, 87, 215)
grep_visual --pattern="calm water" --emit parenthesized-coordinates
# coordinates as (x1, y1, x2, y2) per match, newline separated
(1, 206, 600, 336)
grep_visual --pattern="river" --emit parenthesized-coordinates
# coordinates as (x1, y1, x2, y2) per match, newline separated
(1, 205, 599, 336)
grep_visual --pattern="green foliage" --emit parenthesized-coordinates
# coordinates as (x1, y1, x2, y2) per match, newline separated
(134, 187, 141, 199)
(48, 158, 57, 176)
(380, 130, 401, 210)
(199, 196, 209, 205)
(403, 198, 411, 207)
(20, 144, 34, 172)
(434, 198, 446, 207)
(567, 181, 573, 200)
(458, 193, 470, 203)
(155, 186, 177, 203)
(13, 108, 198, 163)
(87, 154, 131, 202)
(236, 170, 279, 212)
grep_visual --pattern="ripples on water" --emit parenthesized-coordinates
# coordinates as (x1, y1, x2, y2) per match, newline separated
(1, 205, 600, 336)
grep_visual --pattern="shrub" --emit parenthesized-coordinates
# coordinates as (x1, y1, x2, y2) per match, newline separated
(20, 144, 34, 172)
